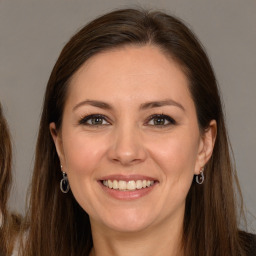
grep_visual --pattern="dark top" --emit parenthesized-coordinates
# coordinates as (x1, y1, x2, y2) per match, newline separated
(243, 232, 256, 256)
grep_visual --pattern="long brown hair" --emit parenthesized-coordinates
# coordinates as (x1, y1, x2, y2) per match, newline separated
(0, 103, 21, 255)
(21, 9, 250, 256)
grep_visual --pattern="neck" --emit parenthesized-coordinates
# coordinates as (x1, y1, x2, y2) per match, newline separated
(90, 213, 184, 256)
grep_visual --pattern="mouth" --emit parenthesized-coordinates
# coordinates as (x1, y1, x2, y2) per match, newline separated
(98, 175, 158, 200)
(101, 179, 155, 191)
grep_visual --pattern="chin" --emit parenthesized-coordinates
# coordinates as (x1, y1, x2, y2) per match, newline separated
(98, 209, 156, 233)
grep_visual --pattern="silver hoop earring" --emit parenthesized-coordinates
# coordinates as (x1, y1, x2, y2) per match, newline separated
(60, 171, 70, 193)
(196, 168, 204, 184)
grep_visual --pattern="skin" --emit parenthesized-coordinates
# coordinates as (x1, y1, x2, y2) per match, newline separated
(50, 45, 216, 256)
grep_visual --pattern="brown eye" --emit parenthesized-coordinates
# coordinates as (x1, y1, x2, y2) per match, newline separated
(79, 114, 109, 126)
(153, 117, 167, 125)
(147, 114, 176, 126)
(90, 116, 104, 125)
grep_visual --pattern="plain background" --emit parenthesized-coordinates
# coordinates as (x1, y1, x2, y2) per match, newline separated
(0, 0, 255, 231)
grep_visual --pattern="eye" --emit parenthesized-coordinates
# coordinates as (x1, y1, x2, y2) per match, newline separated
(79, 114, 110, 126)
(146, 114, 176, 126)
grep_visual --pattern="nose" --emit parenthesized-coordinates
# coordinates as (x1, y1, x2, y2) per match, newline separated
(107, 124, 147, 166)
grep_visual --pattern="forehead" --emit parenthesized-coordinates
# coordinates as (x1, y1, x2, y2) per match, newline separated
(67, 45, 194, 109)
(72, 45, 186, 82)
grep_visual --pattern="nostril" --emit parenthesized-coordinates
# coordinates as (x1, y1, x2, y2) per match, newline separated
(111, 157, 136, 165)
(107, 131, 147, 165)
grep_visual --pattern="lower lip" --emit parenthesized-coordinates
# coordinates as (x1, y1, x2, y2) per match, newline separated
(99, 181, 157, 200)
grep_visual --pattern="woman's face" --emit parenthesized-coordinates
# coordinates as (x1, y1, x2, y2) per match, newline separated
(51, 45, 215, 233)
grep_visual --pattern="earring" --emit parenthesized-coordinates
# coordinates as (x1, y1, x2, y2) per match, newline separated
(196, 167, 204, 184)
(60, 166, 70, 193)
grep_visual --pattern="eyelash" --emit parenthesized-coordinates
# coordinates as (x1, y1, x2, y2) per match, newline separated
(79, 114, 111, 126)
(145, 114, 176, 127)
(78, 114, 176, 127)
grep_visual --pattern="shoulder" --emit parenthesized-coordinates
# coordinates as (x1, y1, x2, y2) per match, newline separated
(239, 231, 256, 256)
(247, 233, 256, 256)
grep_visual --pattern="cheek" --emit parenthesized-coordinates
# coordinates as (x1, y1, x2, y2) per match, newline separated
(61, 132, 110, 213)
(147, 132, 199, 213)
(62, 131, 108, 176)
(147, 130, 199, 181)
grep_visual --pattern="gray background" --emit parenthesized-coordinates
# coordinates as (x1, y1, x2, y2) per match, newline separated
(0, 0, 255, 231)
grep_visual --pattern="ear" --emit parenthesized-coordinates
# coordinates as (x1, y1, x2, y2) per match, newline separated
(49, 122, 65, 165)
(195, 120, 217, 174)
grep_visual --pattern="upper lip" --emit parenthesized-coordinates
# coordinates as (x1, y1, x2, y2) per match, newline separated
(99, 174, 157, 182)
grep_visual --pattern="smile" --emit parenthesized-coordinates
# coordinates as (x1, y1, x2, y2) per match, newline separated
(102, 180, 155, 191)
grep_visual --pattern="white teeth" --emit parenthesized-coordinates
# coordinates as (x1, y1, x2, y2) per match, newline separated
(108, 180, 113, 189)
(136, 180, 142, 189)
(127, 180, 136, 190)
(102, 179, 155, 191)
(118, 180, 126, 190)
(113, 180, 118, 189)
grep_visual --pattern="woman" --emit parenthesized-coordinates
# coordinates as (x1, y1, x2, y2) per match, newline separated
(0, 104, 21, 256)
(20, 9, 255, 256)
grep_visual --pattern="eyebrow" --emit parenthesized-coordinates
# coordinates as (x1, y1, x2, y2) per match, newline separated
(73, 100, 112, 111)
(140, 99, 185, 111)
(73, 99, 185, 112)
